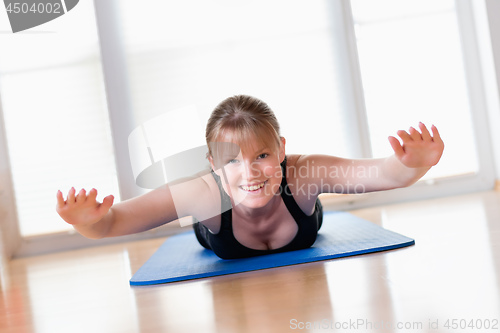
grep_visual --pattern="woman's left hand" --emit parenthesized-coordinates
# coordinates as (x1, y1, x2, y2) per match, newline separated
(388, 122, 444, 168)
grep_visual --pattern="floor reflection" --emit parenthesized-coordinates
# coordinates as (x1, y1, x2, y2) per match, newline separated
(208, 264, 332, 333)
(379, 193, 500, 326)
(132, 264, 332, 333)
(0, 260, 33, 333)
(133, 280, 217, 332)
(325, 253, 397, 332)
(24, 250, 140, 333)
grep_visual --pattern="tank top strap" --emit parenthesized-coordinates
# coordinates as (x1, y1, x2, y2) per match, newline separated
(210, 170, 233, 231)
(279, 157, 309, 220)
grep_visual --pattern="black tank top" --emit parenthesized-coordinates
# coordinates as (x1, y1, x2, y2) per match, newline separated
(193, 157, 323, 259)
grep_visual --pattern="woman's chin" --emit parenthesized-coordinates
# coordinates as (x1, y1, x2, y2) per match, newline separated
(233, 188, 273, 209)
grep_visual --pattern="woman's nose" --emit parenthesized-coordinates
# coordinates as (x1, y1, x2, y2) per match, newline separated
(242, 160, 260, 179)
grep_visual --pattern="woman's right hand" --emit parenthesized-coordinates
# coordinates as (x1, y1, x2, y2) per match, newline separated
(56, 187, 114, 227)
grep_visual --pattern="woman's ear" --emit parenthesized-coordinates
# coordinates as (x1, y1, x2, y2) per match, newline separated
(208, 154, 216, 171)
(208, 154, 224, 178)
(279, 136, 286, 163)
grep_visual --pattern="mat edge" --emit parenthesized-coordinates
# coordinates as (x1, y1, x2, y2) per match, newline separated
(129, 239, 415, 286)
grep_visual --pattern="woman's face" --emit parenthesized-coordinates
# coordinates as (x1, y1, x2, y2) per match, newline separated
(210, 135, 285, 209)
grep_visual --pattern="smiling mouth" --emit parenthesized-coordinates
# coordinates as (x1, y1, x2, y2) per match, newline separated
(240, 181, 267, 192)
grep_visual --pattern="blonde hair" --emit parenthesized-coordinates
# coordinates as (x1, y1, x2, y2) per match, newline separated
(206, 95, 282, 160)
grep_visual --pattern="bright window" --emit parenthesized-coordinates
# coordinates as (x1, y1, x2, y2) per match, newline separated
(0, 1, 119, 236)
(351, 0, 479, 179)
(115, 0, 358, 160)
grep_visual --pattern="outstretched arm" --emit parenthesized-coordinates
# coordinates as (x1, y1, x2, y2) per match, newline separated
(56, 171, 222, 239)
(56, 185, 179, 239)
(290, 123, 444, 195)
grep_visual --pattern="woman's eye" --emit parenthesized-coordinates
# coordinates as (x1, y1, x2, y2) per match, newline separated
(258, 153, 268, 159)
(228, 159, 239, 164)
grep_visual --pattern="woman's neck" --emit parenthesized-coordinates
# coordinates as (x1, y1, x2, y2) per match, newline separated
(232, 193, 282, 221)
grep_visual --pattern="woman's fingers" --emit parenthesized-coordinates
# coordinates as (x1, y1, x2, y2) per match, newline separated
(67, 187, 76, 204)
(59, 188, 103, 206)
(390, 123, 444, 168)
(56, 187, 114, 226)
(399, 123, 438, 143)
(419, 122, 432, 141)
(388, 136, 405, 158)
(98, 195, 114, 215)
(76, 188, 86, 203)
(431, 125, 444, 144)
(397, 130, 413, 144)
(56, 190, 65, 209)
(409, 127, 422, 141)
(88, 188, 98, 202)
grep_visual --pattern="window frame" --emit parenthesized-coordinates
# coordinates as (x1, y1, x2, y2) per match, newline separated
(0, 0, 498, 259)
(322, 0, 497, 211)
(0, 102, 22, 259)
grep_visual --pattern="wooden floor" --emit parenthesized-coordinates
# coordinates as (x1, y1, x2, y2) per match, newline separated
(1, 190, 500, 333)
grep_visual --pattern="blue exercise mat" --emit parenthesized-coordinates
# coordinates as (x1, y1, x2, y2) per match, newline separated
(130, 212, 414, 286)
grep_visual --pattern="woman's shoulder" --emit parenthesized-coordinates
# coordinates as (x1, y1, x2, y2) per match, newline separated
(283, 154, 302, 169)
(285, 154, 327, 184)
(284, 154, 332, 177)
(166, 169, 222, 224)
(285, 153, 346, 176)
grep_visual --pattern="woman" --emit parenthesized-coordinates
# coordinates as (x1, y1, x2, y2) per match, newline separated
(56, 95, 444, 259)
